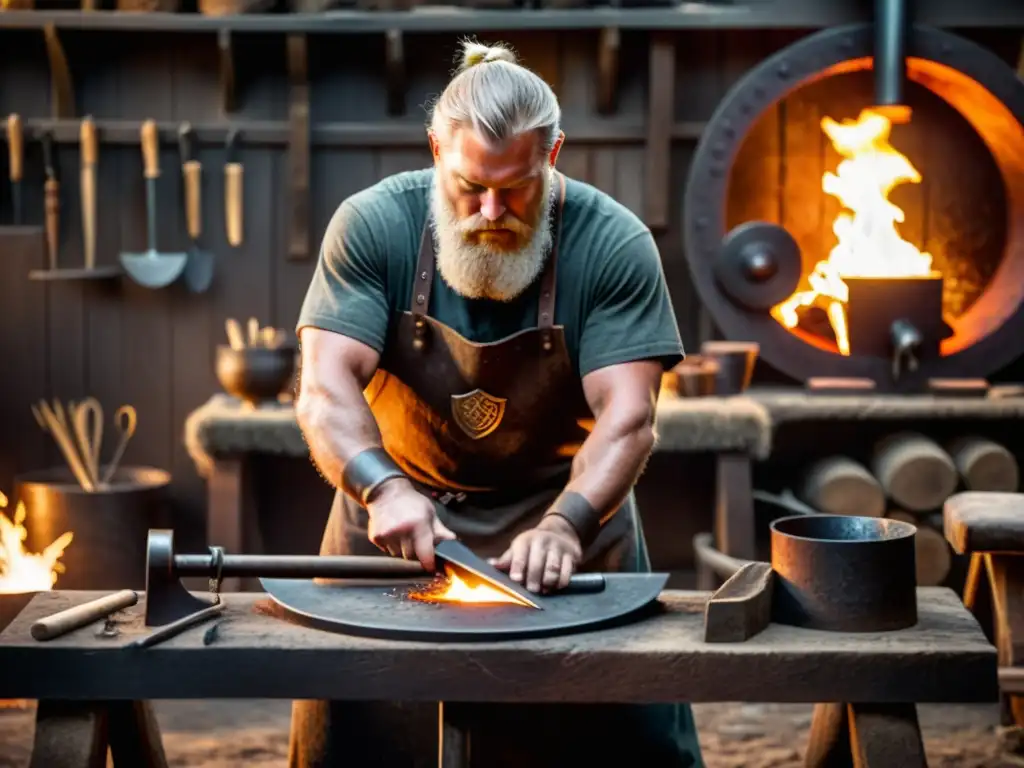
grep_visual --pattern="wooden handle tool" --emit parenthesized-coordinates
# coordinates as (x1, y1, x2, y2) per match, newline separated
(178, 122, 202, 241)
(80, 117, 98, 270)
(225, 128, 243, 247)
(7, 113, 23, 182)
(141, 119, 160, 180)
(6, 114, 23, 226)
(41, 131, 60, 271)
(31, 590, 138, 641)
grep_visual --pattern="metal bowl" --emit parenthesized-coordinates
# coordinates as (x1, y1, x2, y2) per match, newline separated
(215, 344, 297, 408)
(770, 514, 918, 632)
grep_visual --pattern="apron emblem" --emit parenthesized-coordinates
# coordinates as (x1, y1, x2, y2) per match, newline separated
(450, 389, 507, 440)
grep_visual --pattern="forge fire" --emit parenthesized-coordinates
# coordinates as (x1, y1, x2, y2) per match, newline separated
(771, 107, 938, 355)
(0, 491, 73, 594)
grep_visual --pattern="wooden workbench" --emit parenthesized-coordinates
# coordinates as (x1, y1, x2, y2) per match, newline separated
(0, 587, 997, 767)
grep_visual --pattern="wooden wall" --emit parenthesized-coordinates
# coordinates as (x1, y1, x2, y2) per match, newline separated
(0, 26, 1021, 553)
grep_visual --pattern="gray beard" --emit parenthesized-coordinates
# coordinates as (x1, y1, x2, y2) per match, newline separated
(430, 172, 555, 302)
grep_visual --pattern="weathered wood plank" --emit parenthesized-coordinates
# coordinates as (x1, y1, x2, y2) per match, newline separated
(0, 588, 997, 704)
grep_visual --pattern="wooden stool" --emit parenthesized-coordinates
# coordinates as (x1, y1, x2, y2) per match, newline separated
(945, 491, 1024, 726)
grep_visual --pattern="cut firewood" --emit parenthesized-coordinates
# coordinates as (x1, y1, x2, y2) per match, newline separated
(887, 510, 952, 586)
(797, 456, 885, 518)
(947, 436, 1019, 492)
(872, 432, 959, 512)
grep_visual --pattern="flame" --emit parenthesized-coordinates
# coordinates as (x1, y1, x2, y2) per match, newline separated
(408, 566, 532, 607)
(0, 491, 74, 594)
(771, 108, 935, 355)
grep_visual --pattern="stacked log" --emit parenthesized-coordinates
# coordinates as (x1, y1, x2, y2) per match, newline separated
(791, 431, 1019, 588)
(885, 510, 952, 587)
(947, 436, 1019, 493)
(796, 456, 885, 518)
(872, 432, 960, 512)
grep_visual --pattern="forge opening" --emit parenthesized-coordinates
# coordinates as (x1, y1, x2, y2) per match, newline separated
(725, 60, 1010, 357)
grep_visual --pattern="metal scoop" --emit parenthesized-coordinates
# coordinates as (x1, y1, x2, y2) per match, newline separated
(119, 120, 188, 289)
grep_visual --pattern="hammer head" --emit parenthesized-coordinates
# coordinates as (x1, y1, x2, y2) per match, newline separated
(144, 529, 212, 626)
(119, 251, 189, 289)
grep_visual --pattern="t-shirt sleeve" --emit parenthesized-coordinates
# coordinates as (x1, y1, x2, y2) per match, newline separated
(295, 201, 390, 353)
(577, 230, 685, 377)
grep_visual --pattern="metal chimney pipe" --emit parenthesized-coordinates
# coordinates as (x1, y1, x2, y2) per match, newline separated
(873, 0, 910, 118)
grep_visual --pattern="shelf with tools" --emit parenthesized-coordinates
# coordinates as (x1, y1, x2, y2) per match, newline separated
(0, 0, 1022, 33)
(12, 116, 706, 147)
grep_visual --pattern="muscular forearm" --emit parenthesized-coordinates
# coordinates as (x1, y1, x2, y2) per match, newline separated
(563, 409, 656, 523)
(296, 372, 386, 489)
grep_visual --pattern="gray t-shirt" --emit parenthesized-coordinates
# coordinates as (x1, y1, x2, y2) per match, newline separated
(297, 168, 684, 378)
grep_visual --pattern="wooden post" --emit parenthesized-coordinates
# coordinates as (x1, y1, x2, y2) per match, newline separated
(643, 32, 675, 231)
(286, 33, 310, 261)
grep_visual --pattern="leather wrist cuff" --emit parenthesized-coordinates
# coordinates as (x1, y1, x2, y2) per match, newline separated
(340, 447, 406, 506)
(544, 491, 601, 548)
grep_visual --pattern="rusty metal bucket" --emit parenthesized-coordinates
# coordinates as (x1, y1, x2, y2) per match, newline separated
(770, 514, 918, 632)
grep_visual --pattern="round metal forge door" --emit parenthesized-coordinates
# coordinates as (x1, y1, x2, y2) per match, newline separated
(260, 574, 668, 642)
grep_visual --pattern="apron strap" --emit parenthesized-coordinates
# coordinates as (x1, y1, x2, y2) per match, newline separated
(410, 222, 436, 350)
(537, 172, 566, 348)
(412, 170, 567, 352)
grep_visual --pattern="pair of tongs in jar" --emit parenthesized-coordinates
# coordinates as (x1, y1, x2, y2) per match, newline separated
(32, 398, 137, 492)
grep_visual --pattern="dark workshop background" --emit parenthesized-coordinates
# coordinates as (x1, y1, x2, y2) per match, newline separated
(0, 27, 1021, 559)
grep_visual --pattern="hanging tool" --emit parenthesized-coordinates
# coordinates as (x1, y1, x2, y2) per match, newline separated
(41, 130, 60, 271)
(178, 123, 214, 293)
(6, 114, 23, 225)
(31, 590, 138, 641)
(80, 116, 98, 271)
(119, 120, 188, 289)
(224, 128, 243, 247)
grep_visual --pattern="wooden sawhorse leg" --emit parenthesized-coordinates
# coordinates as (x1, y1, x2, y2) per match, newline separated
(30, 699, 168, 768)
(805, 702, 927, 767)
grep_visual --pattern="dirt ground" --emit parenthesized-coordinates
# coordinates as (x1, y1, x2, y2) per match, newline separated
(0, 699, 1019, 767)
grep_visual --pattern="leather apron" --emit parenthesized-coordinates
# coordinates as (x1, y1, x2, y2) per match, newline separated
(319, 172, 632, 564)
(289, 173, 703, 768)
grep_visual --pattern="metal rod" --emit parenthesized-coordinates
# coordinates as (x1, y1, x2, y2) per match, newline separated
(172, 553, 607, 592)
(874, 0, 908, 109)
(129, 601, 226, 649)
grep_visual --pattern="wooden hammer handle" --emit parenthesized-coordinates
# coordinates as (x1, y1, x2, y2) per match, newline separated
(7, 114, 22, 182)
(183, 159, 202, 239)
(31, 590, 138, 641)
(140, 120, 159, 179)
(225, 162, 243, 247)
(80, 116, 98, 167)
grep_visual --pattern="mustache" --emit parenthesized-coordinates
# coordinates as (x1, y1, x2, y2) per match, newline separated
(456, 214, 533, 237)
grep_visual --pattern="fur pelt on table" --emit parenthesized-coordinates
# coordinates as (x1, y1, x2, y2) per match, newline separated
(184, 393, 775, 475)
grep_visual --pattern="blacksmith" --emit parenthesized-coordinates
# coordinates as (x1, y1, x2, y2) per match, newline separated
(290, 39, 703, 768)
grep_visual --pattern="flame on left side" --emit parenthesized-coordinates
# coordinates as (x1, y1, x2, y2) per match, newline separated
(0, 491, 74, 594)
(408, 566, 532, 607)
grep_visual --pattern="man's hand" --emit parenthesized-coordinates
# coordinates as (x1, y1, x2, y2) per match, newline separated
(366, 479, 456, 571)
(492, 515, 582, 593)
